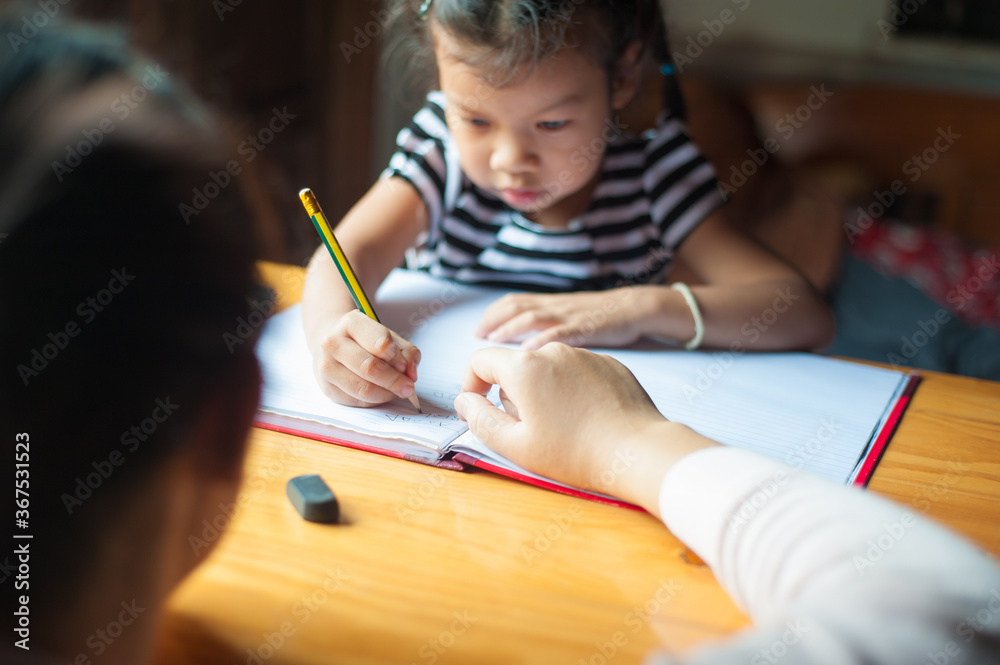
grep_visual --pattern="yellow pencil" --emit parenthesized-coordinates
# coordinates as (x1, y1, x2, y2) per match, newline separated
(299, 188, 421, 413)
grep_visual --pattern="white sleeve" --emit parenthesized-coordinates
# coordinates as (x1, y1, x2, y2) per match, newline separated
(645, 447, 1000, 665)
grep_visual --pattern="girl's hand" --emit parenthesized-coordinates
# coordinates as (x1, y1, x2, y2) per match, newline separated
(454, 344, 717, 513)
(474, 290, 649, 349)
(310, 310, 421, 407)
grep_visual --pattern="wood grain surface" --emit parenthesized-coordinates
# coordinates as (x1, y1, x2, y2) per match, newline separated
(155, 263, 1000, 665)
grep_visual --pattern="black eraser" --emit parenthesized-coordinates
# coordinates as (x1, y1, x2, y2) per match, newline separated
(286, 474, 340, 523)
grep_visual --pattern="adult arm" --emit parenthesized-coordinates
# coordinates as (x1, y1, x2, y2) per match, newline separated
(455, 344, 1000, 665)
(649, 447, 1000, 664)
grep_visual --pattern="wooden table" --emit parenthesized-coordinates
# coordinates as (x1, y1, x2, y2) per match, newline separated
(155, 263, 1000, 665)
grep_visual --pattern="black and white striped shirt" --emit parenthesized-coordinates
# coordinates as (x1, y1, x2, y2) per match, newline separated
(383, 92, 723, 292)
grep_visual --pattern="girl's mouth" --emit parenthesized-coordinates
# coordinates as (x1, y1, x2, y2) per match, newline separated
(500, 188, 541, 207)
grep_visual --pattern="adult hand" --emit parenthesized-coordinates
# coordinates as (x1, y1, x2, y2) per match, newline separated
(454, 343, 717, 513)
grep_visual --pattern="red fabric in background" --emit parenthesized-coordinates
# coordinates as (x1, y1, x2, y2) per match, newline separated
(850, 220, 1000, 332)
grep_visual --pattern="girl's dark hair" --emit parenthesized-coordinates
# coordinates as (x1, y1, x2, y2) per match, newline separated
(386, 0, 686, 118)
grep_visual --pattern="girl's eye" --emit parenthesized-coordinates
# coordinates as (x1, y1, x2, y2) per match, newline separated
(537, 120, 568, 131)
(466, 117, 489, 128)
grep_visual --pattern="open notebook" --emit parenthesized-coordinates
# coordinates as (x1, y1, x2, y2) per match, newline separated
(256, 269, 918, 508)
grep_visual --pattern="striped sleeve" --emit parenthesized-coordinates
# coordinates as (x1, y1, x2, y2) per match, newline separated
(381, 92, 455, 232)
(643, 116, 724, 249)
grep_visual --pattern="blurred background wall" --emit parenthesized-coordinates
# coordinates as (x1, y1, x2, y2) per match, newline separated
(37, 0, 1000, 263)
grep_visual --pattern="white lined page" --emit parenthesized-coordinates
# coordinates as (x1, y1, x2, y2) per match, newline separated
(256, 269, 907, 483)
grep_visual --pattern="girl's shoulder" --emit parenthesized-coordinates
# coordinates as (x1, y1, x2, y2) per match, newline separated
(398, 91, 453, 147)
(603, 111, 697, 164)
(411, 91, 449, 128)
(630, 112, 708, 178)
(425, 90, 447, 114)
(640, 110, 696, 147)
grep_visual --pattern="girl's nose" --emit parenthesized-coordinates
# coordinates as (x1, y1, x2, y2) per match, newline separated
(489, 132, 537, 174)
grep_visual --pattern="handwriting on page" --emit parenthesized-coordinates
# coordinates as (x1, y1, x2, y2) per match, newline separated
(383, 414, 461, 426)
(382, 397, 461, 425)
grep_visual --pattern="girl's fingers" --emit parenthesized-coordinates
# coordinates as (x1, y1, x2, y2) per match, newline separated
(520, 324, 576, 350)
(486, 310, 554, 343)
(319, 344, 409, 405)
(343, 311, 403, 366)
(315, 314, 419, 406)
(476, 294, 543, 338)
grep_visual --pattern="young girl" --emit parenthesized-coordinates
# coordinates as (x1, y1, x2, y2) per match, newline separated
(302, 0, 834, 407)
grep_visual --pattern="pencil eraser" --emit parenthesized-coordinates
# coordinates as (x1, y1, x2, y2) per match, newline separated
(286, 474, 340, 523)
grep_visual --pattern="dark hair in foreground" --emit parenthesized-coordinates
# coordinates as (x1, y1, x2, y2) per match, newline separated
(386, 0, 686, 117)
(0, 10, 262, 619)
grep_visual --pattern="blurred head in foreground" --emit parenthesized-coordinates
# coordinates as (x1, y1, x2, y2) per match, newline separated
(0, 8, 263, 663)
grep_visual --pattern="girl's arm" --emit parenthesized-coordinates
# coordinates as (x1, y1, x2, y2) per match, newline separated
(302, 176, 427, 407)
(646, 208, 835, 351)
(476, 210, 834, 351)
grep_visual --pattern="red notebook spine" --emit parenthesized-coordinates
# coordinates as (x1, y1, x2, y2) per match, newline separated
(853, 372, 921, 487)
(253, 419, 467, 471)
(450, 453, 642, 511)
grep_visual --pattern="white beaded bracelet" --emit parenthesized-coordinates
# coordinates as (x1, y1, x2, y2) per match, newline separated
(670, 282, 704, 351)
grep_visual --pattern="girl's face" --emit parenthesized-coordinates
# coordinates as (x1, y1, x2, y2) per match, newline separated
(433, 26, 638, 226)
